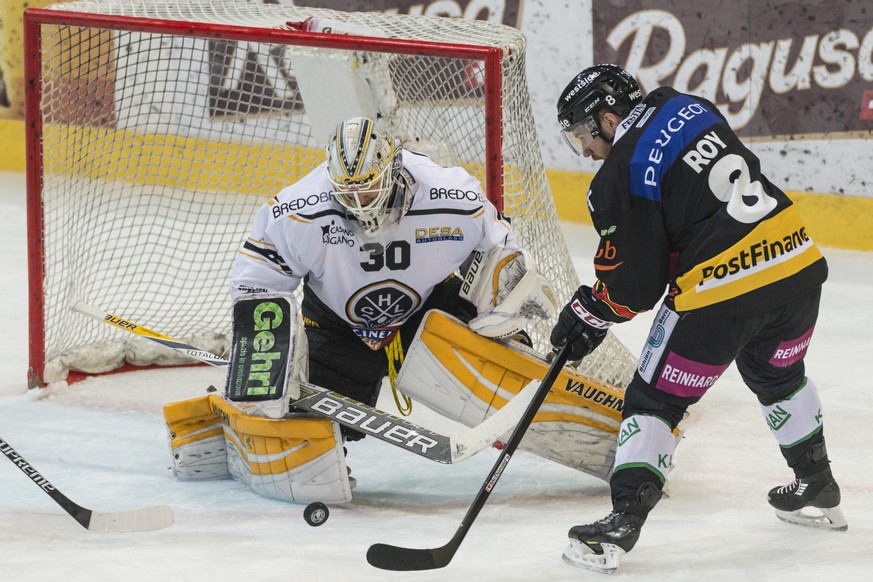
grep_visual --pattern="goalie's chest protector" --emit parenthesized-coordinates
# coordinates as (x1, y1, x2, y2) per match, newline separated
(278, 160, 510, 343)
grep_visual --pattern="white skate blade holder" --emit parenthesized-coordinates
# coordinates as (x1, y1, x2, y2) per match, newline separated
(562, 538, 626, 575)
(775, 505, 848, 532)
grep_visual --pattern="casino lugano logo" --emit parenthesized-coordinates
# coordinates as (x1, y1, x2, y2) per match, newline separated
(346, 280, 422, 328)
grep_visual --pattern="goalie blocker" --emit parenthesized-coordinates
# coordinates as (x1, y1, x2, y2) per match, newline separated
(397, 310, 626, 481)
(225, 293, 307, 419)
(165, 292, 352, 504)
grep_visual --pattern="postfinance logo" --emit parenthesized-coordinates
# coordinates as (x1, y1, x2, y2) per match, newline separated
(674, 206, 823, 310)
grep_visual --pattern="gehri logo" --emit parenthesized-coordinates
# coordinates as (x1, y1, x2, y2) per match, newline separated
(346, 280, 421, 328)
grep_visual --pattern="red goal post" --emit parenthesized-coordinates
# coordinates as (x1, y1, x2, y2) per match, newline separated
(24, 1, 636, 389)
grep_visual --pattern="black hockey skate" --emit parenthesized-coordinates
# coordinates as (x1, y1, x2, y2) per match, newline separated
(768, 467, 847, 531)
(562, 482, 661, 574)
(562, 511, 644, 574)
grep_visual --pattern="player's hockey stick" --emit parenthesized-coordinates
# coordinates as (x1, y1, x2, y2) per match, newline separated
(0, 436, 174, 532)
(74, 302, 534, 465)
(366, 342, 572, 571)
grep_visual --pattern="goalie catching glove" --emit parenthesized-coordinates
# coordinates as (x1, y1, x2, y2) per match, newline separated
(460, 245, 558, 339)
(551, 285, 612, 360)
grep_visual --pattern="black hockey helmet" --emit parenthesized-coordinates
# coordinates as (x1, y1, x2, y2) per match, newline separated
(557, 64, 642, 152)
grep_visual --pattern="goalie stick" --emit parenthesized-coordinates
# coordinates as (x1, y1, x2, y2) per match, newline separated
(366, 342, 572, 571)
(0, 436, 174, 532)
(74, 302, 536, 465)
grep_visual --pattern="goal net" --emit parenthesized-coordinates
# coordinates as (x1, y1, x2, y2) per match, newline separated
(25, 0, 637, 388)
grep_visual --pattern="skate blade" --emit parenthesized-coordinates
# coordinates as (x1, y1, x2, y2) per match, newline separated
(775, 505, 848, 531)
(562, 539, 625, 574)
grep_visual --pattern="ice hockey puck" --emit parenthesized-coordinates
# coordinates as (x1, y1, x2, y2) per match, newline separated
(303, 502, 329, 526)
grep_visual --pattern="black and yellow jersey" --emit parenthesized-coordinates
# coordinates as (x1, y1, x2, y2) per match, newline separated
(583, 87, 827, 322)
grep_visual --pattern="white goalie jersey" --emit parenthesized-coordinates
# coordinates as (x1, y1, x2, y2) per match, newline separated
(231, 149, 519, 348)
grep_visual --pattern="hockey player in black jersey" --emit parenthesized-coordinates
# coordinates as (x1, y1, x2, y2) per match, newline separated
(550, 64, 847, 574)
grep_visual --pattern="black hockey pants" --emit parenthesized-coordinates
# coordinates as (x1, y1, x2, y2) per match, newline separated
(612, 287, 828, 509)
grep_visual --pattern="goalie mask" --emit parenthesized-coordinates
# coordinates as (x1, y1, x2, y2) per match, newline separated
(327, 117, 409, 238)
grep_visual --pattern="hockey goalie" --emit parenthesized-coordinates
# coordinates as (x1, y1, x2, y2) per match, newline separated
(163, 116, 627, 505)
(164, 302, 627, 505)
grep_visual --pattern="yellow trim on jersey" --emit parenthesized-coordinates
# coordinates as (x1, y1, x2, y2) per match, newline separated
(674, 206, 823, 311)
(247, 236, 275, 247)
(238, 250, 268, 263)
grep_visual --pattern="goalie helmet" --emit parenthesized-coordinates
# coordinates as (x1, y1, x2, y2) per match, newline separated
(557, 64, 642, 153)
(326, 117, 408, 237)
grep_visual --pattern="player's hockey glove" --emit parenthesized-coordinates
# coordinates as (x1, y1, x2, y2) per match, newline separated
(550, 285, 613, 360)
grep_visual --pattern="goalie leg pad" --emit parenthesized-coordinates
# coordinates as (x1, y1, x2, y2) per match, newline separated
(164, 395, 229, 480)
(226, 293, 301, 418)
(397, 310, 624, 480)
(209, 394, 352, 504)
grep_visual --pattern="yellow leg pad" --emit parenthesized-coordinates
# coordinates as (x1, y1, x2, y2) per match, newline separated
(164, 395, 228, 480)
(407, 311, 624, 421)
(398, 310, 626, 480)
(208, 394, 352, 504)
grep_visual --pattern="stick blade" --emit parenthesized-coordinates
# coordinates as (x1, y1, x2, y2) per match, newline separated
(367, 542, 455, 571)
(86, 504, 175, 532)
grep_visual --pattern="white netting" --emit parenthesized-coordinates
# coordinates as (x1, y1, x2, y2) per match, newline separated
(31, 0, 637, 386)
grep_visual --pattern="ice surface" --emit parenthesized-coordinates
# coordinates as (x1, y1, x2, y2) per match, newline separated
(1, 171, 871, 581)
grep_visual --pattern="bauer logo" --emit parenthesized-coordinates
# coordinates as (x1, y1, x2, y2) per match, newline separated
(308, 396, 442, 454)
